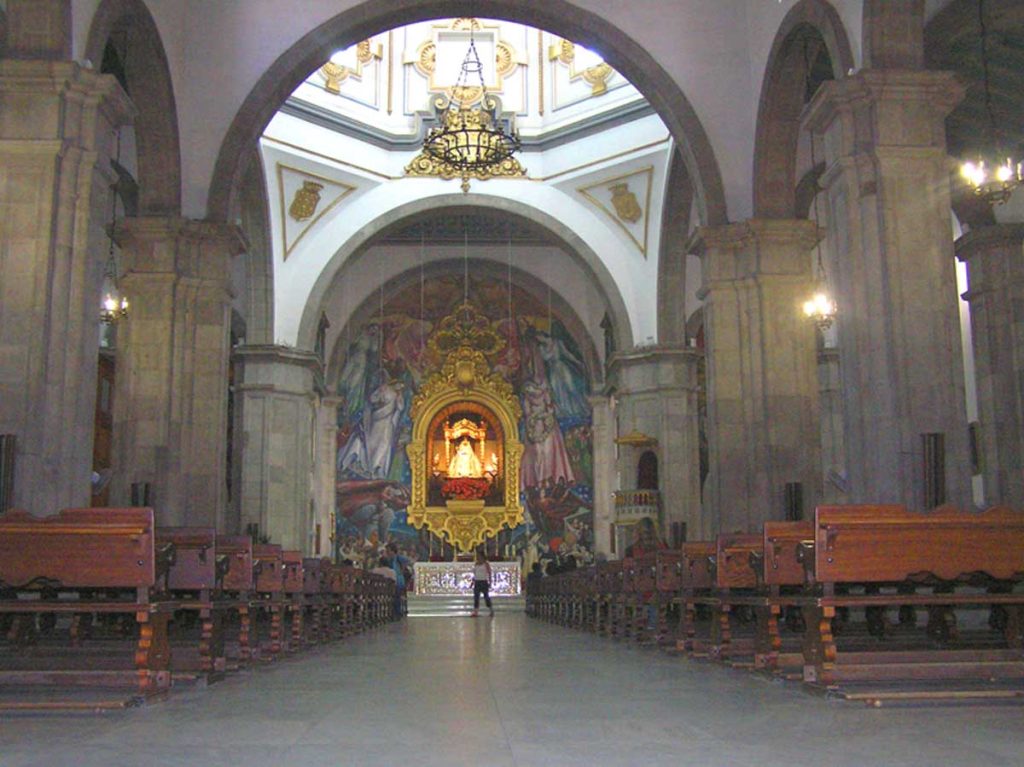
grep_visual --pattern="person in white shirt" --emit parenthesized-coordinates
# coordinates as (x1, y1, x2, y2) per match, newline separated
(471, 549, 493, 617)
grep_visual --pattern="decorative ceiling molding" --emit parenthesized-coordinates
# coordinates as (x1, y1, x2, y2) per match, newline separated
(577, 167, 654, 257)
(276, 164, 357, 259)
(280, 96, 654, 152)
(318, 39, 382, 93)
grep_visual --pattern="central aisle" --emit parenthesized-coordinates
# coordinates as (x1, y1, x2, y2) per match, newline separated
(3, 615, 1022, 766)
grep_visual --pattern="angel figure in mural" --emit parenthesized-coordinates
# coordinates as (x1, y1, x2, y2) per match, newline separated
(364, 376, 406, 479)
(520, 379, 576, 489)
(336, 323, 380, 426)
(447, 438, 484, 478)
(535, 327, 591, 422)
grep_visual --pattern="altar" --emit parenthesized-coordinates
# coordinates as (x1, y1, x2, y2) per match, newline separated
(413, 561, 521, 596)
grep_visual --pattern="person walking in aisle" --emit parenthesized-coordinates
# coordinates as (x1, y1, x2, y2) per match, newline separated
(471, 549, 494, 617)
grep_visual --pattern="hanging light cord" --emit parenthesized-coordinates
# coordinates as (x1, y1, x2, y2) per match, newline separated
(978, 0, 998, 150)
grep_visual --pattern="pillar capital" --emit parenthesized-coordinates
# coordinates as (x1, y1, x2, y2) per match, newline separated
(0, 60, 134, 141)
(233, 344, 323, 398)
(955, 223, 1024, 263)
(688, 218, 819, 290)
(115, 217, 246, 282)
(805, 70, 963, 157)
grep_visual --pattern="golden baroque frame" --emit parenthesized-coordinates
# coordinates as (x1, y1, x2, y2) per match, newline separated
(405, 303, 524, 552)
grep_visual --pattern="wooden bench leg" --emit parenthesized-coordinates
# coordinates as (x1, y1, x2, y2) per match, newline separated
(802, 605, 836, 685)
(237, 605, 252, 662)
(135, 611, 171, 695)
(755, 604, 781, 670)
(711, 604, 732, 661)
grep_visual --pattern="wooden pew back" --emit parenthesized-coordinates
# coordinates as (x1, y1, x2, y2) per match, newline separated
(253, 544, 284, 594)
(680, 541, 715, 589)
(216, 535, 254, 592)
(158, 526, 218, 591)
(656, 550, 682, 592)
(303, 557, 327, 595)
(715, 533, 762, 589)
(0, 508, 156, 590)
(813, 504, 1024, 584)
(762, 520, 814, 587)
(282, 550, 304, 593)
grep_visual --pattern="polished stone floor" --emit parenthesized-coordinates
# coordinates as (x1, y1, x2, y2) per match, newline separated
(2, 614, 1023, 766)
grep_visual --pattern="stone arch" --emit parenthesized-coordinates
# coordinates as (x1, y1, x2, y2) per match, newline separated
(753, 0, 854, 219)
(325, 258, 603, 393)
(296, 195, 634, 356)
(658, 149, 694, 345)
(206, 0, 727, 228)
(85, 0, 181, 216)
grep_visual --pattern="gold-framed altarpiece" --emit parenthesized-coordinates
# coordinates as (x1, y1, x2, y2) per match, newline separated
(405, 302, 524, 552)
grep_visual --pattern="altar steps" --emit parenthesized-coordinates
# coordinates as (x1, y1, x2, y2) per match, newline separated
(407, 595, 526, 617)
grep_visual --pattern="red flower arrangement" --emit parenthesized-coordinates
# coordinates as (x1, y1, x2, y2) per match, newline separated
(442, 477, 491, 501)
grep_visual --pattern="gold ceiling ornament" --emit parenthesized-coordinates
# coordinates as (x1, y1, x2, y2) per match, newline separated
(609, 182, 642, 223)
(319, 39, 382, 93)
(288, 180, 324, 221)
(405, 100, 527, 192)
(548, 38, 614, 96)
(409, 19, 523, 100)
(406, 302, 524, 553)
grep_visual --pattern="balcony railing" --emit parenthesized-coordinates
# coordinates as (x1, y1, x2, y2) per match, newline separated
(612, 489, 660, 525)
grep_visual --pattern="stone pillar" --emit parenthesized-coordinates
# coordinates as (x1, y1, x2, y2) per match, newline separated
(608, 347, 703, 539)
(805, 70, 970, 509)
(956, 224, 1024, 507)
(589, 395, 614, 557)
(689, 219, 822, 533)
(5, 0, 71, 61)
(110, 218, 242, 527)
(234, 345, 321, 551)
(314, 395, 341, 558)
(0, 61, 132, 514)
(817, 347, 848, 504)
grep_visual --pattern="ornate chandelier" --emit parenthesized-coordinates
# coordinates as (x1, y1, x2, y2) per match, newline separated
(421, 22, 521, 193)
(959, 0, 1022, 205)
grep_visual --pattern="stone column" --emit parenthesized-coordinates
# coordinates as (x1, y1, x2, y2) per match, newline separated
(234, 345, 321, 551)
(314, 394, 341, 558)
(805, 70, 971, 509)
(817, 347, 848, 504)
(0, 61, 132, 514)
(110, 218, 243, 527)
(956, 224, 1024, 507)
(607, 347, 703, 539)
(689, 219, 822, 532)
(589, 395, 614, 557)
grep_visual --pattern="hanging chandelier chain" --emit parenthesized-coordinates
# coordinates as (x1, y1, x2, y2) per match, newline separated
(978, 0, 997, 147)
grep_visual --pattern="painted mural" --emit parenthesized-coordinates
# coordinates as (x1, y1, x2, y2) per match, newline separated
(335, 274, 594, 573)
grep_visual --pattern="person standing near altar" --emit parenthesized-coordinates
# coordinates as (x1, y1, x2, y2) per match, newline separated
(471, 549, 494, 617)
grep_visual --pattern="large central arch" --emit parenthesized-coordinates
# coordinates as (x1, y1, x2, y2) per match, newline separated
(295, 195, 635, 355)
(206, 0, 727, 228)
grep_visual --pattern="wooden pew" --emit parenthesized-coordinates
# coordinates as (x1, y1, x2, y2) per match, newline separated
(704, 533, 762, 663)
(215, 535, 255, 665)
(252, 543, 286, 659)
(676, 541, 716, 654)
(282, 550, 305, 652)
(302, 557, 330, 644)
(156, 527, 228, 682)
(0, 508, 175, 707)
(751, 520, 814, 675)
(651, 550, 682, 645)
(798, 505, 1024, 702)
